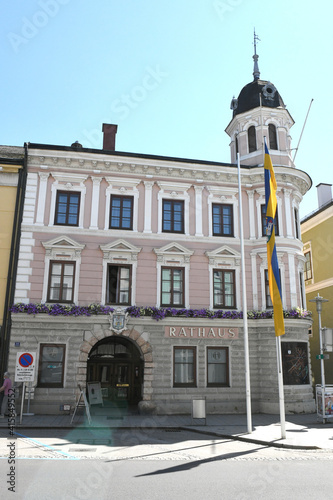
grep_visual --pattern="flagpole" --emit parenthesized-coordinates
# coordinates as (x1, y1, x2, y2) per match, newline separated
(237, 151, 252, 434)
(276, 335, 286, 439)
(263, 136, 286, 440)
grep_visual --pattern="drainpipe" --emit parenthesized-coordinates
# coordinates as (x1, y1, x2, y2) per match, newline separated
(0, 143, 28, 378)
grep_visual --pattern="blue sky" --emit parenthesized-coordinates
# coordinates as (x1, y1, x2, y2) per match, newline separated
(1, 0, 332, 217)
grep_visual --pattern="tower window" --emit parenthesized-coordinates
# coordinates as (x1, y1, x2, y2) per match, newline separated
(248, 126, 257, 153)
(294, 208, 300, 240)
(269, 124, 278, 150)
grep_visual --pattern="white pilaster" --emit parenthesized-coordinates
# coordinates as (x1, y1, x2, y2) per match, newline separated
(288, 252, 297, 308)
(89, 177, 102, 229)
(36, 172, 49, 225)
(247, 190, 255, 239)
(250, 252, 258, 309)
(143, 181, 153, 233)
(22, 173, 38, 225)
(194, 186, 203, 237)
(284, 189, 293, 238)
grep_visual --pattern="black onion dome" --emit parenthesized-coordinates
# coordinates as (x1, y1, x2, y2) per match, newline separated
(232, 79, 285, 117)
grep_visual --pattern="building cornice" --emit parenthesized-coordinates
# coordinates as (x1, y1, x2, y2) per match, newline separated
(27, 149, 311, 196)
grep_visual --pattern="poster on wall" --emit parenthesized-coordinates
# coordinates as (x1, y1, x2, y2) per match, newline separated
(87, 382, 103, 405)
(281, 342, 309, 385)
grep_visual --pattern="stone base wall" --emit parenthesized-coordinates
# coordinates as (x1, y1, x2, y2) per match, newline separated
(8, 314, 315, 415)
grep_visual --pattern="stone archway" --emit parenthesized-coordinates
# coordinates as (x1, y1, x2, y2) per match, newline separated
(77, 326, 154, 411)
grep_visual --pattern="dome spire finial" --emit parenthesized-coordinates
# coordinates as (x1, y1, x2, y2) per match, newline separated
(253, 28, 260, 80)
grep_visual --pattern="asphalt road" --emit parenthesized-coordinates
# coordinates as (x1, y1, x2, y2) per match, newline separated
(0, 428, 332, 499)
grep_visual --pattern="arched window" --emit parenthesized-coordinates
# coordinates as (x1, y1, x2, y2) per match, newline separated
(248, 126, 257, 153)
(269, 124, 278, 150)
(235, 136, 239, 155)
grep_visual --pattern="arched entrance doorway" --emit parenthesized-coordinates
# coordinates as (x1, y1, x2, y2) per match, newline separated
(87, 336, 143, 407)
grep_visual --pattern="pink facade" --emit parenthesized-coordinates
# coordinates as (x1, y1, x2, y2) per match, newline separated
(14, 156, 310, 313)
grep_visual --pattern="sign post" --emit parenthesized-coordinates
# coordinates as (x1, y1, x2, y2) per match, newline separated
(15, 352, 36, 423)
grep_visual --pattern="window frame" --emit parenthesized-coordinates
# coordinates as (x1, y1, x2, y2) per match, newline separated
(206, 347, 229, 387)
(47, 260, 76, 303)
(54, 191, 81, 227)
(304, 251, 312, 281)
(106, 264, 132, 305)
(268, 123, 278, 150)
(248, 126, 257, 153)
(37, 343, 66, 388)
(299, 271, 306, 309)
(212, 203, 234, 237)
(161, 266, 185, 307)
(109, 194, 134, 230)
(264, 268, 282, 310)
(213, 269, 236, 309)
(261, 204, 279, 237)
(264, 269, 273, 309)
(294, 207, 300, 239)
(173, 346, 197, 388)
(162, 199, 185, 234)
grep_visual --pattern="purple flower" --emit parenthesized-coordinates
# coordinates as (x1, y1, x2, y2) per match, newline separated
(9, 303, 312, 321)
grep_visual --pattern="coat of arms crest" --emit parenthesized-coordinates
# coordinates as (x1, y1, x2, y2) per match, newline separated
(108, 307, 129, 334)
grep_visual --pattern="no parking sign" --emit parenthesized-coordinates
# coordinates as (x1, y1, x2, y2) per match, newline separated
(15, 352, 36, 382)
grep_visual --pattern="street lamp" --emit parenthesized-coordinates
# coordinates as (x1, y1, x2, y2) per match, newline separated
(309, 293, 329, 423)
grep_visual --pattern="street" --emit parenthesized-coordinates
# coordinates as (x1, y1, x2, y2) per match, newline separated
(0, 427, 332, 499)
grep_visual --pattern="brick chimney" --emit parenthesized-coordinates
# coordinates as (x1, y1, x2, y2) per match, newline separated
(316, 183, 332, 208)
(102, 123, 118, 151)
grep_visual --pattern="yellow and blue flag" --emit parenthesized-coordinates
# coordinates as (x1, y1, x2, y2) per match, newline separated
(264, 140, 285, 336)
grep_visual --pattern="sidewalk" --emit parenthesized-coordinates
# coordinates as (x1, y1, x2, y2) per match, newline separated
(1, 411, 333, 450)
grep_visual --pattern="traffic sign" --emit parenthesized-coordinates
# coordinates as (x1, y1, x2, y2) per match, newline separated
(15, 352, 36, 382)
(19, 353, 34, 367)
(316, 354, 330, 360)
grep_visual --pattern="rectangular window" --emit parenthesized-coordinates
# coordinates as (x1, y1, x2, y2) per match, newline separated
(55, 191, 80, 226)
(173, 347, 196, 387)
(261, 204, 279, 236)
(265, 269, 273, 308)
(38, 344, 66, 388)
(161, 267, 184, 307)
(107, 265, 131, 305)
(213, 270, 235, 309)
(212, 204, 233, 236)
(47, 261, 75, 303)
(294, 208, 300, 239)
(265, 269, 282, 309)
(110, 195, 133, 230)
(300, 272, 305, 309)
(304, 251, 312, 280)
(207, 347, 229, 387)
(162, 200, 184, 233)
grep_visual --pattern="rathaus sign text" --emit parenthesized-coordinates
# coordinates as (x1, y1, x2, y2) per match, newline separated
(165, 326, 239, 339)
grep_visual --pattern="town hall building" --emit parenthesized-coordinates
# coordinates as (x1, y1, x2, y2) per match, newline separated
(7, 51, 315, 416)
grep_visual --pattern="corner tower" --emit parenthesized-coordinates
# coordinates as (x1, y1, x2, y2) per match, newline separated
(225, 32, 295, 167)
